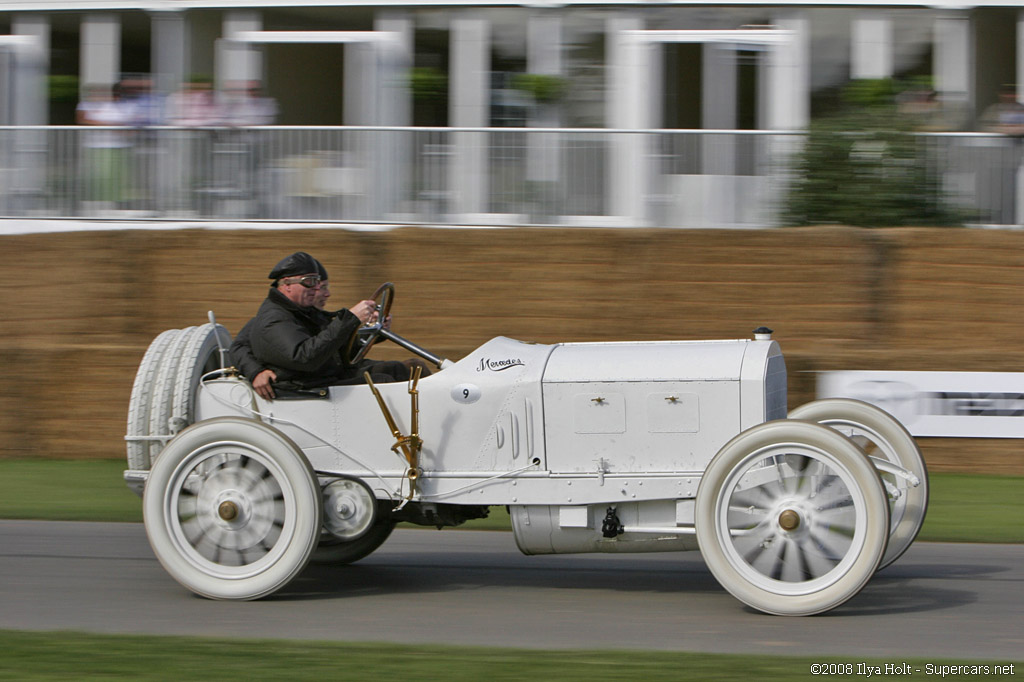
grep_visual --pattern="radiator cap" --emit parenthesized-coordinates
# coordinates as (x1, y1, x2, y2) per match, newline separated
(753, 326, 773, 341)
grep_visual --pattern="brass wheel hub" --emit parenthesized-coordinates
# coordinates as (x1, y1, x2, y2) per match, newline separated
(778, 509, 801, 532)
(218, 500, 239, 522)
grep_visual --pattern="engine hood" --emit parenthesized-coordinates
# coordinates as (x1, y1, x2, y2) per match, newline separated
(542, 339, 780, 383)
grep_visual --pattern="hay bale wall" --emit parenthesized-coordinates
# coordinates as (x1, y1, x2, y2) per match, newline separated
(1, 226, 1021, 473)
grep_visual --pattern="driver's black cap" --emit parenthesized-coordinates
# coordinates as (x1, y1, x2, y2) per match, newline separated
(268, 252, 325, 281)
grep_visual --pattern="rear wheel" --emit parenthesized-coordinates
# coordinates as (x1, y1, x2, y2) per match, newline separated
(312, 517, 396, 565)
(696, 420, 889, 616)
(790, 398, 928, 569)
(143, 417, 321, 600)
(312, 477, 395, 564)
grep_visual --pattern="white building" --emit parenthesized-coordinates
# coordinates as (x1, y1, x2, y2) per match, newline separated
(0, 1, 1021, 226)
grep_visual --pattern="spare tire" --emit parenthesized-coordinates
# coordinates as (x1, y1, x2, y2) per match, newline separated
(170, 322, 232, 435)
(126, 329, 182, 470)
(147, 326, 197, 466)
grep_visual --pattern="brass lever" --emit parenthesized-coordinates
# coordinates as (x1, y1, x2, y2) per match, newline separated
(365, 366, 423, 500)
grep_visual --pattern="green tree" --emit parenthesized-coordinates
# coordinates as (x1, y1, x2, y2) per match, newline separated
(783, 79, 961, 227)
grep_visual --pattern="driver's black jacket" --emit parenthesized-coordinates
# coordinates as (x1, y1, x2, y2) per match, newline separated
(228, 318, 263, 382)
(230, 287, 361, 390)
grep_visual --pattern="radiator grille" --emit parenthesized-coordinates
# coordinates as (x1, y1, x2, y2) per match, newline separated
(765, 354, 788, 420)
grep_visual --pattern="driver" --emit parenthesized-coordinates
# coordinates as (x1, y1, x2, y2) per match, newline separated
(230, 251, 412, 399)
(231, 257, 332, 399)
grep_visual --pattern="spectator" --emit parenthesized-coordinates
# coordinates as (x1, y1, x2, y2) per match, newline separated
(166, 76, 223, 127)
(223, 80, 278, 127)
(120, 76, 165, 127)
(980, 85, 1024, 135)
(76, 83, 132, 207)
(220, 80, 278, 216)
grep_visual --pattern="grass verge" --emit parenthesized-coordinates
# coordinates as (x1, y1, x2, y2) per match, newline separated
(0, 630, 1018, 681)
(0, 459, 1020, 543)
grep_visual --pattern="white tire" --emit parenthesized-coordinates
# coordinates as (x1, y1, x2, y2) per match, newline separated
(790, 398, 928, 569)
(696, 420, 889, 616)
(311, 477, 394, 565)
(311, 517, 396, 565)
(126, 329, 181, 470)
(143, 417, 322, 600)
(147, 326, 197, 466)
(171, 322, 231, 434)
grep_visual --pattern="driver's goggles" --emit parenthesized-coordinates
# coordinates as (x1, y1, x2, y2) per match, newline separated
(281, 275, 323, 289)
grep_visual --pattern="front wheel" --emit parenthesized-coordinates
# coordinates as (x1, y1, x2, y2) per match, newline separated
(790, 398, 928, 570)
(696, 420, 889, 616)
(143, 417, 322, 600)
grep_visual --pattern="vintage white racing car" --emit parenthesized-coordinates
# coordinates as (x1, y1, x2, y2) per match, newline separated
(125, 284, 927, 615)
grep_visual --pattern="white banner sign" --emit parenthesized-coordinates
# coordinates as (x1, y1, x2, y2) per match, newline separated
(817, 371, 1024, 438)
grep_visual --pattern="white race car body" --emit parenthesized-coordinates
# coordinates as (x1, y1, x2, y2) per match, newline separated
(127, 315, 926, 614)
(195, 336, 785, 506)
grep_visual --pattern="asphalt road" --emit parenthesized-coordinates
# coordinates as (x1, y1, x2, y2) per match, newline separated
(1, 520, 1021, 661)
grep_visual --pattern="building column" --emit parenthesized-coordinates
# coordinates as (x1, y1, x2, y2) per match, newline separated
(375, 12, 413, 218)
(703, 43, 737, 175)
(220, 12, 262, 88)
(1016, 11, 1024, 225)
(756, 13, 808, 227)
(150, 11, 189, 216)
(376, 13, 413, 127)
(607, 13, 647, 226)
(12, 14, 48, 126)
(703, 44, 737, 131)
(1018, 12, 1024, 106)
(764, 10, 809, 131)
(0, 48, 11, 125)
(698, 42, 739, 227)
(449, 13, 490, 219)
(81, 14, 120, 89)
(344, 41, 373, 125)
(526, 11, 562, 214)
(342, 14, 414, 128)
(8, 15, 48, 213)
(527, 11, 562, 128)
(934, 14, 971, 120)
(851, 12, 894, 80)
(151, 11, 186, 98)
(607, 15, 645, 131)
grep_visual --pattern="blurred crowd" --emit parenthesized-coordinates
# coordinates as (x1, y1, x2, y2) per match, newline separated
(76, 75, 278, 128)
(73, 75, 278, 213)
(897, 82, 1024, 135)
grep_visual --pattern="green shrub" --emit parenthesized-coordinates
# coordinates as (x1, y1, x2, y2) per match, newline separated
(783, 78, 963, 227)
(48, 75, 79, 102)
(511, 73, 566, 104)
(409, 67, 447, 102)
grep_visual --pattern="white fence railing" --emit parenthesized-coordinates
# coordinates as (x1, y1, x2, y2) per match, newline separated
(0, 126, 1020, 227)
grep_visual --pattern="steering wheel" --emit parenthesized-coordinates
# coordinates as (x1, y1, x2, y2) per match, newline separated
(345, 282, 394, 365)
